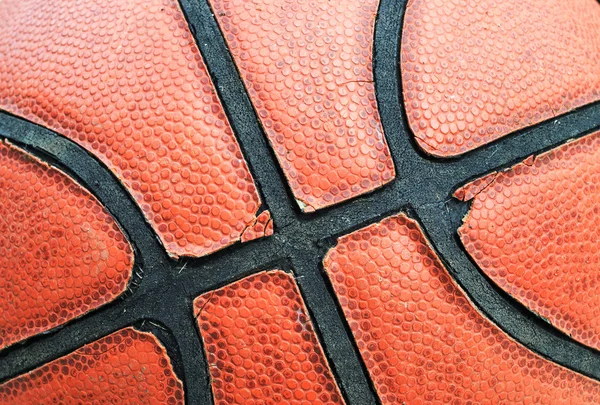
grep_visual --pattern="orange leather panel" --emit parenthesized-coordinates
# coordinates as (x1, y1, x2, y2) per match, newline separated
(194, 270, 344, 405)
(0, 141, 132, 350)
(402, 0, 600, 156)
(0, 328, 184, 404)
(209, 0, 395, 210)
(459, 131, 600, 351)
(325, 213, 600, 404)
(0, 0, 265, 257)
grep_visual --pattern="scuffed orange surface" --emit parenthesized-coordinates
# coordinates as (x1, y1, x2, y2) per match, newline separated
(0, 141, 132, 351)
(240, 210, 273, 242)
(0, 0, 264, 258)
(453, 171, 498, 202)
(401, 0, 600, 157)
(459, 131, 600, 351)
(0, 328, 184, 404)
(324, 213, 600, 404)
(209, 0, 395, 211)
(194, 270, 344, 405)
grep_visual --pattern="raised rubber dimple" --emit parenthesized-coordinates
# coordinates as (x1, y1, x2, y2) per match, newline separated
(324, 213, 600, 404)
(0, 328, 184, 404)
(194, 270, 345, 405)
(209, 0, 396, 211)
(401, 0, 600, 157)
(0, 0, 267, 258)
(458, 130, 600, 351)
(0, 141, 133, 351)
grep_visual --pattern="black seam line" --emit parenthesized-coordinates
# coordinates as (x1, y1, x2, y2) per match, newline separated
(0, 296, 139, 383)
(0, 275, 197, 385)
(175, 0, 600, 239)
(0, 114, 190, 383)
(0, 114, 188, 385)
(0, 39, 598, 405)
(175, 0, 600, 397)
(0, 111, 301, 404)
(0, 111, 172, 273)
(175, 235, 382, 403)
(413, 201, 600, 381)
(374, 0, 600, 380)
(183, 264, 301, 405)
(450, 123, 600, 196)
(290, 253, 383, 405)
(172, 0, 385, 401)
(0, 316, 186, 394)
(176, 0, 299, 228)
(313, 199, 600, 386)
(132, 319, 189, 402)
(0, 136, 144, 297)
(149, 300, 214, 405)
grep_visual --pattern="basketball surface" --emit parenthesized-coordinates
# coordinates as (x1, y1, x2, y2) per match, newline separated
(1, 0, 600, 403)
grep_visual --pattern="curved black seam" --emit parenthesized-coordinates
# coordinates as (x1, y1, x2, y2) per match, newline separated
(0, 297, 140, 382)
(372, 0, 600, 382)
(0, 136, 144, 293)
(174, 0, 387, 403)
(0, 111, 171, 271)
(133, 319, 189, 403)
(0, 112, 177, 383)
(307, 258, 384, 405)
(176, 0, 299, 224)
(411, 201, 600, 380)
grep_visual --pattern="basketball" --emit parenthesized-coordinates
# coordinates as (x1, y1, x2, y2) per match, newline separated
(1, 0, 600, 403)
